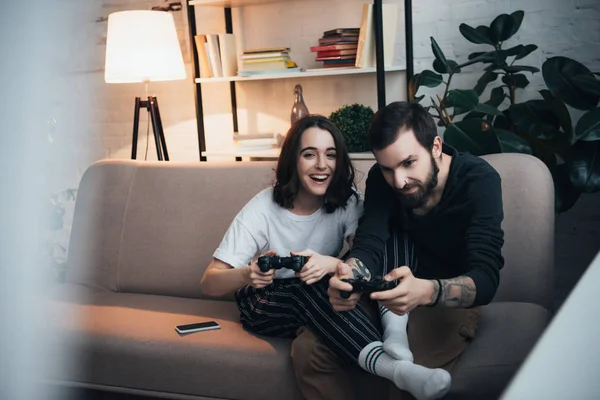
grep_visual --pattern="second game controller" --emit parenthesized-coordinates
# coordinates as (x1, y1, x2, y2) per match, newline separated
(340, 276, 396, 299)
(257, 255, 308, 273)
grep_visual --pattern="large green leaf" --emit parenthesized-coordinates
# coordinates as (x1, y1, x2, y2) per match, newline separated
(553, 164, 582, 213)
(510, 10, 525, 36)
(542, 56, 599, 111)
(474, 71, 499, 95)
(408, 74, 420, 101)
(502, 74, 530, 88)
(571, 74, 600, 96)
(433, 59, 460, 74)
(494, 110, 512, 130)
(575, 107, 600, 142)
(502, 45, 523, 57)
(476, 26, 494, 45)
(456, 52, 496, 69)
(459, 23, 494, 45)
(489, 87, 506, 107)
(509, 100, 561, 139)
(444, 119, 501, 156)
(568, 141, 600, 193)
(473, 103, 503, 116)
(515, 44, 538, 61)
(539, 89, 573, 140)
(431, 37, 449, 72)
(469, 51, 487, 60)
(490, 14, 516, 43)
(420, 70, 443, 88)
(502, 65, 540, 74)
(447, 89, 479, 114)
(413, 95, 425, 104)
(495, 129, 532, 154)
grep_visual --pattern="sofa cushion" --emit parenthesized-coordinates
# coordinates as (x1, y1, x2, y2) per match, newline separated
(449, 301, 551, 399)
(46, 285, 303, 400)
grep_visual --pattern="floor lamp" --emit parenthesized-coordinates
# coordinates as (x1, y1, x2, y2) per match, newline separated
(104, 10, 186, 161)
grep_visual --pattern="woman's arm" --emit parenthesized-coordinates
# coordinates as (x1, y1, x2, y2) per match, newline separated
(201, 256, 276, 298)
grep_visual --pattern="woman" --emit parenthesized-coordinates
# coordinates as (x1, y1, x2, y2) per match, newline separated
(200, 115, 449, 400)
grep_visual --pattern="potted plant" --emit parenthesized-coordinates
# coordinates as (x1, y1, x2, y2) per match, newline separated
(329, 103, 375, 153)
(410, 10, 600, 213)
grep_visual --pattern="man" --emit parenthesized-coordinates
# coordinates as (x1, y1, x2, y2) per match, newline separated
(290, 101, 504, 399)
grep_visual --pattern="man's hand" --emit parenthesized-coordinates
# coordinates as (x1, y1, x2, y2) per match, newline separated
(328, 262, 361, 311)
(370, 266, 432, 315)
(244, 250, 276, 288)
(293, 249, 337, 285)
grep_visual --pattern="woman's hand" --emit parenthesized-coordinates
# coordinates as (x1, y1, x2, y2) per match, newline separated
(244, 250, 276, 288)
(293, 249, 338, 285)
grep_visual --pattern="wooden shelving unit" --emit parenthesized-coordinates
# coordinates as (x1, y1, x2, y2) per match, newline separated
(186, 0, 405, 161)
(195, 65, 405, 83)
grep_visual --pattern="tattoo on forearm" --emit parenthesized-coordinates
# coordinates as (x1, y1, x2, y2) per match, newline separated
(346, 258, 372, 280)
(429, 280, 439, 305)
(438, 276, 476, 308)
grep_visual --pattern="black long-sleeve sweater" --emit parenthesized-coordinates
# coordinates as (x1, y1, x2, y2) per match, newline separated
(347, 144, 505, 306)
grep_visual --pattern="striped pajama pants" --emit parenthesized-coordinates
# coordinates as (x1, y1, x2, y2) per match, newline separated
(235, 230, 415, 363)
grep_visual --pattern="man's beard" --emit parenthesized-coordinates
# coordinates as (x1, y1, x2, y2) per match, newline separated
(395, 155, 440, 209)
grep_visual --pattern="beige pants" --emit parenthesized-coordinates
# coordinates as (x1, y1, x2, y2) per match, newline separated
(291, 298, 480, 400)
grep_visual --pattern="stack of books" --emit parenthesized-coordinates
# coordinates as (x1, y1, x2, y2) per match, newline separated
(238, 47, 300, 76)
(233, 133, 280, 151)
(310, 28, 359, 68)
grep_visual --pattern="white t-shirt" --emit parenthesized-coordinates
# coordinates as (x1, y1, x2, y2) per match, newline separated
(214, 187, 364, 279)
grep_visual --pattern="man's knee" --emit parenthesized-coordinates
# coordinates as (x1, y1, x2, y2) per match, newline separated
(291, 327, 354, 400)
(291, 327, 347, 374)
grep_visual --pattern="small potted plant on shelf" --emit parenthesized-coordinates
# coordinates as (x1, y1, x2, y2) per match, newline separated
(329, 103, 374, 153)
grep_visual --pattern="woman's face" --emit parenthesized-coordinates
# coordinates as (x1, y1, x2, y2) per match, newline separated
(296, 127, 337, 199)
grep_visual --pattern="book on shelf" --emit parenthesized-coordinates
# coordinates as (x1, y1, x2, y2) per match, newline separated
(243, 47, 290, 54)
(322, 60, 356, 68)
(239, 47, 298, 73)
(318, 37, 358, 46)
(194, 33, 238, 78)
(233, 133, 276, 141)
(233, 132, 279, 150)
(241, 51, 289, 60)
(323, 28, 360, 37)
(316, 49, 357, 58)
(237, 67, 304, 77)
(206, 35, 223, 77)
(355, 3, 399, 68)
(218, 33, 238, 77)
(316, 55, 356, 61)
(310, 43, 358, 52)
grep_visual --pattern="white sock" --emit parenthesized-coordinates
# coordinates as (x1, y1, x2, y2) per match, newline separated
(380, 305, 413, 361)
(358, 342, 452, 400)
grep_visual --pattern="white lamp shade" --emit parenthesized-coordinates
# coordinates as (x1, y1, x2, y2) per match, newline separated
(104, 10, 186, 83)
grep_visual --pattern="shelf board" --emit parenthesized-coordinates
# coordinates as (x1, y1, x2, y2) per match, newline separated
(195, 65, 405, 83)
(190, 0, 321, 6)
(203, 148, 375, 160)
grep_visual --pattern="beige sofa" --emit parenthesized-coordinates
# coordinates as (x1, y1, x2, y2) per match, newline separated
(46, 154, 554, 399)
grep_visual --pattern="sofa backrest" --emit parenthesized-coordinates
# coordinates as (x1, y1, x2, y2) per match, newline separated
(67, 154, 553, 310)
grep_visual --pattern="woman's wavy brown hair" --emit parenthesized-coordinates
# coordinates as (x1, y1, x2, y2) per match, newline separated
(273, 115, 357, 213)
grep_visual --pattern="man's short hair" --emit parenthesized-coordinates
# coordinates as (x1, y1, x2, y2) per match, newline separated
(368, 101, 438, 151)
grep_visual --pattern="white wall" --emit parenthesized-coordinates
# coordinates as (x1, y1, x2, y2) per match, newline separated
(56, 0, 600, 179)
(48, 0, 600, 256)
(412, 0, 600, 109)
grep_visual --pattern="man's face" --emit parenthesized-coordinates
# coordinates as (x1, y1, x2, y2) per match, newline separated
(373, 129, 440, 209)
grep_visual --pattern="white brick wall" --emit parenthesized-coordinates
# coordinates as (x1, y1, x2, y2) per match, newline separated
(50, 0, 600, 189)
(412, 0, 600, 107)
(51, 0, 600, 182)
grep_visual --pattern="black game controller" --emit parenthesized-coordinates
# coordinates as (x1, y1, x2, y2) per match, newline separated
(340, 276, 396, 299)
(257, 255, 308, 273)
